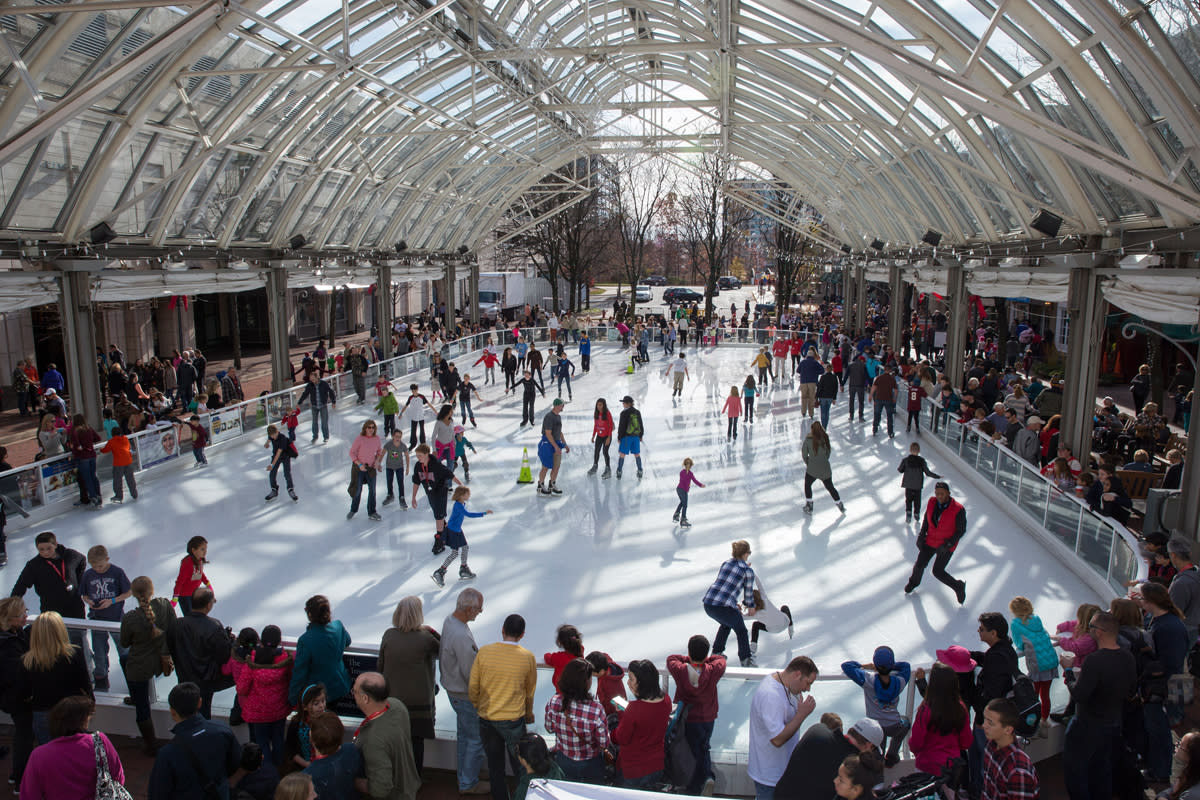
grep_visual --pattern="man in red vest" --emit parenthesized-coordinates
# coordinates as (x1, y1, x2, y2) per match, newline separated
(904, 481, 967, 604)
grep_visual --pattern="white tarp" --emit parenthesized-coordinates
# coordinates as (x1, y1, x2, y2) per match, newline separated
(966, 271, 1071, 302)
(528, 780, 666, 800)
(906, 268, 948, 296)
(0, 273, 60, 312)
(91, 271, 266, 301)
(285, 265, 445, 289)
(1103, 275, 1200, 325)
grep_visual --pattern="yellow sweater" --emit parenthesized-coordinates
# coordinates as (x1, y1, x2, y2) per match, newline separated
(468, 641, 537, 721)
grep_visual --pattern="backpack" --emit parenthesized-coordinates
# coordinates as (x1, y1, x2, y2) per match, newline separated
(1006, 674, 1041, 736)
(661, 701, 695, 790)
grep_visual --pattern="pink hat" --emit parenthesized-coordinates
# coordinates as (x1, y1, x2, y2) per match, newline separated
(936, 645, 977, 673)
(453, 425, 464, 433)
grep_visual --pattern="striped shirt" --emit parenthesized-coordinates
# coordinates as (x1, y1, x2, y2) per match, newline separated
(702, 558, 755, 609)
(469, 642, 537, 721)
(544, 694, 610, 760)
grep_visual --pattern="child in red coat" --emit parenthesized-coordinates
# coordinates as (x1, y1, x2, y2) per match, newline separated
(231, 625, 293, 769)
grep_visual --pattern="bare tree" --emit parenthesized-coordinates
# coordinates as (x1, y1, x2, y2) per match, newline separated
(763, 186, 824, 326)
(554, 158, 613, 311)
(680, 152, 753, 320)
(611, 154, 673, 317)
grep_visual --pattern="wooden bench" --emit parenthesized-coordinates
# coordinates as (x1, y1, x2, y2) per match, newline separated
(1117, 469, 1164, 501)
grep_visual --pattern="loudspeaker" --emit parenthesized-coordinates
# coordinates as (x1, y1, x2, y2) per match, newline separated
(1030, 210, 1062, 238)
(870, 238, 885, 251)
(89, 222, 118, 245)
(840, 245, 852, 254)
(394, 241, 407, 253)
(457, 245, 469, 255)
(289, 234, 307, 250)
(922, 230, 942, 247)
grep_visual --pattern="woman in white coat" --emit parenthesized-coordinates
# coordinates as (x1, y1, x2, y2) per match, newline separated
(748, 575, 794, 656)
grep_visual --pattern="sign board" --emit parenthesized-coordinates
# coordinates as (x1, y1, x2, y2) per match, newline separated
(137, 425, 182, 469)
(40, 458, 79, 504)
(329, 652, 378, 718)
(208, 410, 242, 445)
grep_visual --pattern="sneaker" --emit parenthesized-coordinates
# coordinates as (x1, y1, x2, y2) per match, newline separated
(549, 483, 562, 495)
(741, 656, 758, 668)
(680, 519, 691, 528)
(431, 570, 445, 588)
(347, 511, 356, 520)
(288, 489, 298, 502)
(368, 513, 382, 521)
(459, 567, 477, 580)
(601, 468, 611, 479)
(265, 489, 278, 501)
(587, 465, 598, 475)
(383, 494, 394, 506)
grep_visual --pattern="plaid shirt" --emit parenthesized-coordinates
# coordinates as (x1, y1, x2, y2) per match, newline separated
(983, 740, 1039, 800)
(545, 694, 610, 760)
(702, 558, 755, 609)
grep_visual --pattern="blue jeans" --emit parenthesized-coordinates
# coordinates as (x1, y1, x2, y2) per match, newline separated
(90, 629, 128, 679)
(819, 398, 832, 428)
(350, 468, 377, 514)
(704, 602, 751, 662)
(310, 405, 330, 440)
(480, 717, 526, 800)
(685, 719, 714, 794)
(1064, 716, 1120, 800)
(460, 395, 475, 423)
(1144, 701, 1172, 779)
(873, 401, 896, 435)
(449, 695, 486, 791)
(554, 752, 605, 783)
(77, 457, 100, 502)
(675, 487, 689, 520)
(848, 387, 865, 418)
(249, 720, 286, 769)
(32, 711, 51, 745)
(622, 771, 662, 789)
(754, 780, 776, 800)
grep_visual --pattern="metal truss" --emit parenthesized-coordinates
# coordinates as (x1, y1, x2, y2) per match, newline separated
(0, 0, 1199, 256)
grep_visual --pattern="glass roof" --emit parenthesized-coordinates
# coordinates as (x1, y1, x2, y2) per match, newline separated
(1, 0, 1200, 251)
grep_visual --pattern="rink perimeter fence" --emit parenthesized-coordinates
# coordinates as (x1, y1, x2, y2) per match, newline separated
(0, 327, 1140, 782)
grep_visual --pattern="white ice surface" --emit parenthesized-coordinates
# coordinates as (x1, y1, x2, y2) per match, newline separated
(7, 343, 1102, 748)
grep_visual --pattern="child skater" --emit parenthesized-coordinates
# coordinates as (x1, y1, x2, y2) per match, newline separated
(721, 386, 742, 441)
(453, 425, 477, 482)
(281, 405, 300, 441)
(1008, 596, 1058, 733)
(374, 386, 400, 435)
(264, 424, 298, 502)
(897, 442, 941, 525)
(382, 428, 410, 508)
(186, 414, 209, 466)
(172, 535, 211, 615)
(742, 375, 757, 423)
(431, 486, 492, 587)
(674, 457, 704, 528)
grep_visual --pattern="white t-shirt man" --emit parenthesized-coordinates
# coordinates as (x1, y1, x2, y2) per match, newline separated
(748, 674, 801, 788)
(667, 355, 688, 391)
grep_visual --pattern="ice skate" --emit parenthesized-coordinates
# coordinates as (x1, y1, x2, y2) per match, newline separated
(803, 501, 813, 514)
(587, 465, 598, 475)
(680, 518, 691, 528)
(431, 569, 445, 587)
(288, 489, 298, 502)
(265, 488, 278, 502)
(459, 566, 477, 581)
(549, 482, 562, 495)
(383, 494, 394, 506)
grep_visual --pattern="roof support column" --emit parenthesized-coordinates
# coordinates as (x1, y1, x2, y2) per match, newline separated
(943, 263, 968, 391)
(266, 264, 292, 392)
(377, 264, 393, 361)
(1176, 363, 1200, 543)
(468, 261, 480, 326)
(855, 264, 868, 335)
(842, 264, 854, 332)
(443, 261, 456, 335)
(57, 266, 102, 427)
(887, 264, 904, 355)
(1060, 265, 1104, 464)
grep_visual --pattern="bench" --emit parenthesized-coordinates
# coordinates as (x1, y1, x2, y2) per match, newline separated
(1116, 469, 1164, 501)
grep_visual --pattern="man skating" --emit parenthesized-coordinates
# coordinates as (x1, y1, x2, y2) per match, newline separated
(537, 399, 570, 496)
(904, 481, 967, 604)
(616, 395, 645, 479)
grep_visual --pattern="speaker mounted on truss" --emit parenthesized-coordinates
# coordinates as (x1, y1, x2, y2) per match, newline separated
(840, 245, 852, 254)
(289, 234, 307, 250)
(1030, 210, 1062, 238)
(870, 238, 885, 251)
(394, 241, 408, 254)
(922, 230, 942, 247)
(89, 222, 118, 245)
(457, 245, 470, 255)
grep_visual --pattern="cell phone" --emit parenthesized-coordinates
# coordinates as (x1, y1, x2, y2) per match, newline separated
(611, 696, 629, 712)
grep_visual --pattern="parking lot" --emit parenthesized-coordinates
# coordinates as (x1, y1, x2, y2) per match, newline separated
(615, 282, 777, 318)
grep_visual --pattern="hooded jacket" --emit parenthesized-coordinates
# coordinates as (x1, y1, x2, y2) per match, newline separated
(1010, 615, 1059, 674)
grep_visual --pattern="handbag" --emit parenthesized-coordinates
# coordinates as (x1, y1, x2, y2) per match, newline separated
(93, 732, 134, 800)
(347, 465, 361, 497)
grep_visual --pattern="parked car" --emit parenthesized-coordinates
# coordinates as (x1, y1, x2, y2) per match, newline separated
(754, 302, 776, 314)
(642, 275, 667, 286)
(718, 275, 742, 289)
(663, 288, 704, 303)
(634, 285, 653, 302)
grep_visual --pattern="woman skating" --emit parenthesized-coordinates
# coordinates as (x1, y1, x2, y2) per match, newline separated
(801, 421, 845, 514)
(588, 398, 614, 478)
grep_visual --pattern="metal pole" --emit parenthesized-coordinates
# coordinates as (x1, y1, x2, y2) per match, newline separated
(443, 261, 456, 334)
(57, 266, 103, 426)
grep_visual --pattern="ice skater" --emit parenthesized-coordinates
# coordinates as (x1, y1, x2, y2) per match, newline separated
(721, 386, 742, 440)
(264, 424, 298, 502)
(432, 486, 491, 587)
(537, 398, 570, 496)
(665, 351, 689, 398)
(381, 429, 409, 509)
(904, 481, 968, 604)
(554, 353, 577, 401)
(411, 443, 464, 555)
(514, 369, 545, 426)
(897, 442, 940, 524)
(589, 398, 614, 478)
(742, 375, 757, 423)
(801, 422, 845, 514)
(374, 385, 399, 435)
(615, 395, 645, 479)
(748, 575, 794, 656)
(674, 458, 704, 527)
(400, 383, 437, 449)
(453, 425, 477, 482)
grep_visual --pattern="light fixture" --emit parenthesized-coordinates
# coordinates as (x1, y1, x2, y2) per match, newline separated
(1030, 210, 1062, 238)
(1118, 253, 1161, 269)
(870, 239, 885, 251)
(289, 234, 307, 250)
(89, 222, 118, 245)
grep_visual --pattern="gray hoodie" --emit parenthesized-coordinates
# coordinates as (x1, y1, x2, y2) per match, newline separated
(1169, 566, 1200, 642)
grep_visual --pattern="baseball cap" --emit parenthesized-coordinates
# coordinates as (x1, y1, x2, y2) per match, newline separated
(1026, 415, 1044, 426)
(621, 395, 634, 404)
(849, 718, 885, 749)
(552, 397, 567, 407)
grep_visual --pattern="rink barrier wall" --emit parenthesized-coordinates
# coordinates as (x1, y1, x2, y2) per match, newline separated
(919, 399, 1147, 598)
(0, 322, 775, 535)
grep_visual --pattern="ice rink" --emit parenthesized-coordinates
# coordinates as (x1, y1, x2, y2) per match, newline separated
(7, 341, 1105, 689)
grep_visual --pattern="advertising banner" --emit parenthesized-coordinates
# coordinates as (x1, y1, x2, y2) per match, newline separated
(40, 458, 79, 504)
(208, 410, 242, 445)
(138, 425, 182, 469)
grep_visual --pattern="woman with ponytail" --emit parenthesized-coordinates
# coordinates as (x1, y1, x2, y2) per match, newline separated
(119, 576, 175, 754)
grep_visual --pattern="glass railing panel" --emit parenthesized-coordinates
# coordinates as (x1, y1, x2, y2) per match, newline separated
(1110, 533, 1141, 594)
(995, 451, 1022, 502)
(1076, 514, 1114, 579)
(1018, 466, 1049, 510)
(1045, 491, 1084, 550)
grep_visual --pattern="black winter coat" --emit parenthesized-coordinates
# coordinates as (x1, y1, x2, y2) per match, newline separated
(10, 546, 86, 618)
